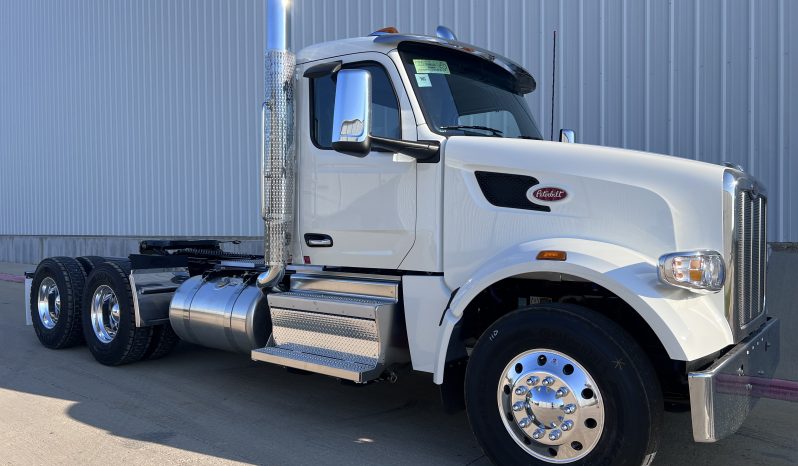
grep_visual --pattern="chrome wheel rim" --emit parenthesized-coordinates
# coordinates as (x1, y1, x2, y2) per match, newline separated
(497, 349, 605, 463)
(90, 285, 120, 343)
(37, 277, 60, 329)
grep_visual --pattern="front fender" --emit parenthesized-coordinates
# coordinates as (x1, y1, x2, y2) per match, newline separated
(433, 238, 732, 384)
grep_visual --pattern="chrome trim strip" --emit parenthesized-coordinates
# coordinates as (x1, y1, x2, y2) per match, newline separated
(688, 318, 780, 442)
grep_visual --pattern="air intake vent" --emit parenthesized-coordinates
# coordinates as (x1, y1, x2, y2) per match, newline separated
(474, 171, 550, 212)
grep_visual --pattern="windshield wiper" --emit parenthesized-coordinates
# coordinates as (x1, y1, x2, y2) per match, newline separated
(440, 125, 504, 136)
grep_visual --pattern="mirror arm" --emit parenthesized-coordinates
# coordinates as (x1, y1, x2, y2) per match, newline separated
(370, 135, 440, 162)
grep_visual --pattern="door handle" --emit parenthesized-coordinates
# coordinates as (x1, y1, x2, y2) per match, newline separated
(304, 233, 333, 247)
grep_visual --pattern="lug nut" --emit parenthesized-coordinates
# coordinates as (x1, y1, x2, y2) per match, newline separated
(518, 417, 532, 428)
(563, 403, 577, 414)
(512, 401, 525, 412)
(515, 386, 528, 396)
(549, 429, 562, 441)
(532, 428, 546, 440)
(542, 376, 555, 386)
(555, 387, 569, 398)
(527, 376, 540, 386)
(561, 420, 574, 431)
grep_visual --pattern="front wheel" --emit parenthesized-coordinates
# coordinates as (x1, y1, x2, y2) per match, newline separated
(465, 304, 662, 465)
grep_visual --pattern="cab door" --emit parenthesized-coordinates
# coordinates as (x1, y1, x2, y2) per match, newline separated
(296, 54, 417, 269)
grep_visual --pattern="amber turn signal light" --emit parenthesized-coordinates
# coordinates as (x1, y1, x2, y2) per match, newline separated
(536, 250, 567, 261)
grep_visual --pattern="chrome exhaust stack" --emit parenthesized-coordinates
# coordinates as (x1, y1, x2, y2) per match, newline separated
(258, 0, 295, 289)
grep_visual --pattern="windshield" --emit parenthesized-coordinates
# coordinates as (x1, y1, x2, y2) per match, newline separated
(398, 42, 543, 139)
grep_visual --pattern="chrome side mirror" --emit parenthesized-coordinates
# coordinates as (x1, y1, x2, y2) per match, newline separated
(331, 69, 372, 156)
(559, 128, 575, 143)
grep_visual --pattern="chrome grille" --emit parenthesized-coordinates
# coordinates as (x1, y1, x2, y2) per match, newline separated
(734, 189, 767, 329)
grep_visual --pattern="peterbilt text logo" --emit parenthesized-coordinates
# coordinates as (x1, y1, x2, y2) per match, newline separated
(528, 187, 568, 202)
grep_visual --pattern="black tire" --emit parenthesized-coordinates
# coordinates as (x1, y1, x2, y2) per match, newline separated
(143, 323, 180, 360)
(82, 261, 153, 366)
(77, 256, 130, 276)
(465, 304, 662, 466)
(29, 257, 86, 349)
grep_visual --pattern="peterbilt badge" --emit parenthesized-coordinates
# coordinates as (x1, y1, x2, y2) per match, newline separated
(528, 186, 568, 203)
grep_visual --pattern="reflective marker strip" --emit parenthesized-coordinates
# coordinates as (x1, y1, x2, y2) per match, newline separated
(716, 374, 798, 402)
(0, 273, 24, 283)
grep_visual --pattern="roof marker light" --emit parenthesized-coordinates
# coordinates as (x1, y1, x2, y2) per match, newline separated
(370, 26, 398, 36)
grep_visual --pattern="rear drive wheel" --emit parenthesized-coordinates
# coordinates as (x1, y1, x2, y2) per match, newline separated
(29, 257, 86, 348)
(82, 262, 152, 365)
(77, 256, 130, 276)
(143, 323, 180, 360)
(465, 304, 662, 465)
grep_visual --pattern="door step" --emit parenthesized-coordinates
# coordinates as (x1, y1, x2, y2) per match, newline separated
(252, 344, 380, 383)
(251, 272, 409, 383)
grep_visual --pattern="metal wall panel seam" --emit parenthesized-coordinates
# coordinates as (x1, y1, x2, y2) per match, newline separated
(693, 0, 700, 160)
(579, 0, 584, 139)
(778, 0, 785, 240)
(747, 0, 754, 172)
(720, 0, 727, 166)
(522, 0, 528, 131)
(557, 0, 563, 134)
(539, 0, 545, 138)
(668, 0, 674, 155)
(599, 0, 607, 145)
(621, 0, 627, 148)
(644, 0, 650, 152)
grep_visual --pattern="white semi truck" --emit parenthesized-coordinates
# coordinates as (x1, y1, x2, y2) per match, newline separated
(25, 1, 779, 464)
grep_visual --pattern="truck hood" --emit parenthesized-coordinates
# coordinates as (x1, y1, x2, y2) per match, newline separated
(442, 136, 726, 269)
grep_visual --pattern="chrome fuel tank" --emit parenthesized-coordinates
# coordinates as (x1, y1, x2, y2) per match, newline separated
(169, 274, 271, 353)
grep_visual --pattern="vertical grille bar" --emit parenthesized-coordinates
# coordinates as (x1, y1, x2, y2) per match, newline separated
(734, 188, 766, 329)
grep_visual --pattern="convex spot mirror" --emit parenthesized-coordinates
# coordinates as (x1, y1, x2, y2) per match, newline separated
(331, 69, 372, 156)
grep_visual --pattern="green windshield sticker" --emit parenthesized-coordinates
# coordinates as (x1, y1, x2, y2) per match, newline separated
(413, 59, 450, 74)
(415, 73, 432, 87)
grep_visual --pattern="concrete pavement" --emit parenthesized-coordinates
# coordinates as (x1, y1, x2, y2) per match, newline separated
(1, 255, 797, 465)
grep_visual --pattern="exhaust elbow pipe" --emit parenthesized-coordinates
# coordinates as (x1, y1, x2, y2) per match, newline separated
(259, 0, 295, 289)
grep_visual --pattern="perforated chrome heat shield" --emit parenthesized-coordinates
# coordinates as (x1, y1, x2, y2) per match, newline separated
(260, 1, 295, 287)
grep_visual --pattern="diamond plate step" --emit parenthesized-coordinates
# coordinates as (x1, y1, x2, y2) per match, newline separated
(252, 346, 379, 383)
(252, 275, 410, 384)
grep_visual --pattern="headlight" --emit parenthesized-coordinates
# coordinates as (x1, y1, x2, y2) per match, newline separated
(657, 250, 725, 292)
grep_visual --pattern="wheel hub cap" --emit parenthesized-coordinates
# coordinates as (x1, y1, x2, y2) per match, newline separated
(497, 349, 605, 462)
(36, 277, 60, 329)
(90, 285, 120, 343)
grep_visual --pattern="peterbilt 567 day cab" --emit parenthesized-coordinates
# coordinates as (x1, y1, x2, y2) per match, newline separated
(26, 2, 779, 464)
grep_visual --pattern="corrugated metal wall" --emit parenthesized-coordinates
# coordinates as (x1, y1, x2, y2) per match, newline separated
(0, 0, 266, 239)
(0, 0, 795, 251)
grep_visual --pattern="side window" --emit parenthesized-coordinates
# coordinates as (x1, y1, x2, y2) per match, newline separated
(310, 62, 401, 149)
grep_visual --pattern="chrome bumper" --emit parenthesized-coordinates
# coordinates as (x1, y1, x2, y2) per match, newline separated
(688, 317, 780, 442)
